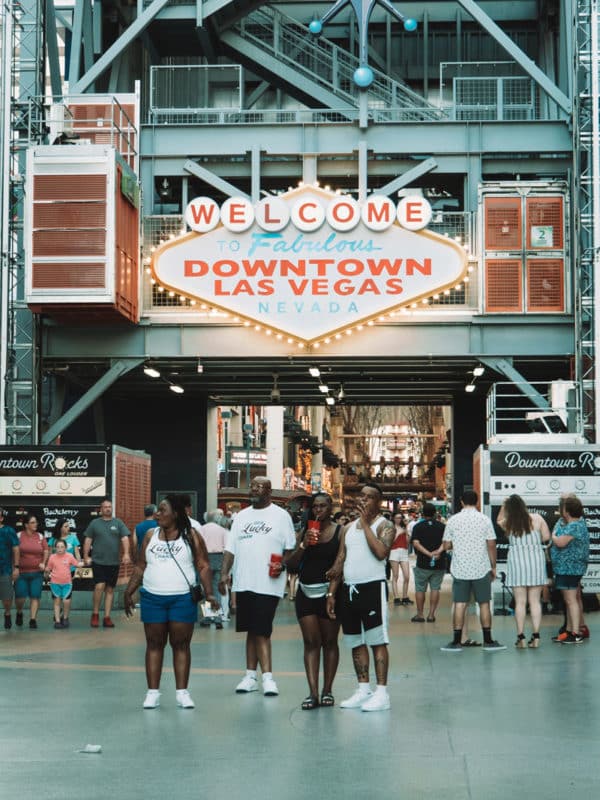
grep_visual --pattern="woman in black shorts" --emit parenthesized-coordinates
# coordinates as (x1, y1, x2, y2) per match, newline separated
(285, 493, 341, 710)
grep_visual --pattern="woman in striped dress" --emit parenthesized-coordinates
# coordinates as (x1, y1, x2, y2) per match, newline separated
(497, 495, 551, 649)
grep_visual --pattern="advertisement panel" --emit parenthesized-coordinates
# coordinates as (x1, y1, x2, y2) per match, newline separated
(480, 444, 600, 589)
(0, 449, 107, 497)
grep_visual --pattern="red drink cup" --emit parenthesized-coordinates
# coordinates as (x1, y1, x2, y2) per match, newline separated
(269, 553, 283, 577)
(307, 520, 320, 545)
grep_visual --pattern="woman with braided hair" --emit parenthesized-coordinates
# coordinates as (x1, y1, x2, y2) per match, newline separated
(124, 494, 218, 709)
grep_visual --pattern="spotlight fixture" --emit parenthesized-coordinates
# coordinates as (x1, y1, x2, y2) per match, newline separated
(309, 367, 321, 377)
(143, 367, 161, 379)
(196, 360, 204, 374)
(473, 366, 485, 377)
(337, 385, 346, 401)
(325, 396, 335, 406)
(465, 383, 476, 393)
(169, 384, 184, 394)
(318, 384, 329, 393)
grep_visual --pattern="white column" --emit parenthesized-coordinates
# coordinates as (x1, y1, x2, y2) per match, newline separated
(205, 405, 219, 510)
(265, 405, 285, 489)
(310, 405, 324, 489)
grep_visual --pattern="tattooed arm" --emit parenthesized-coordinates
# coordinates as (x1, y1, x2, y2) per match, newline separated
(361, 516, 394, 561)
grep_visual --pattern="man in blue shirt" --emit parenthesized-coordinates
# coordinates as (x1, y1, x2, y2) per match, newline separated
(0, 508, 20, 629)
(133, 504, 158, 555)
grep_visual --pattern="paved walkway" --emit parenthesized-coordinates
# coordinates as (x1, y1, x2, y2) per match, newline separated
(2, 583, 598, 799)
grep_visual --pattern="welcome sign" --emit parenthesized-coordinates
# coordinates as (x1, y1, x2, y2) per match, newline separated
(152, 186, 468, 344)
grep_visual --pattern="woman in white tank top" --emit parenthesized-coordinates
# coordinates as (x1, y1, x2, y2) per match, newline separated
(124, 494, 218, 710)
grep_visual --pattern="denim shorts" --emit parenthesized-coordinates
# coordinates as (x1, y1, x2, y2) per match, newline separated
(140, 587, 198, 624)
(50, 582, 73, 600)
(14, 571, 44, 599)
(554, 574, 582, 591)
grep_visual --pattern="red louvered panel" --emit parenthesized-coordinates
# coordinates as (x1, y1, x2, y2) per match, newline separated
(526, 196, 564, 249)
(484, 196, 522, 250)
(32, 262, 105, 289)
(33, 201, 106, 227)
(113, 163, 139, 322)
(526, 259, 565, 312)
(485, 259, 523, 312)
(32, 229, 106, 257)
(34, 174, 106, 201)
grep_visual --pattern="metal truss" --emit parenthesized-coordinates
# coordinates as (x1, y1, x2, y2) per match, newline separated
(574, 0, 600, 441)
(0, 0, 46, 444)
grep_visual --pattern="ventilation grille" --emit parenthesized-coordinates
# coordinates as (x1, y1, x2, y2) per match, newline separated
(526, 196, 564, 249)
(32, 263, 105, 289)
(527, 259, 564, 311)
(484, 197, 521, 250)
(485, 259, 522, 312)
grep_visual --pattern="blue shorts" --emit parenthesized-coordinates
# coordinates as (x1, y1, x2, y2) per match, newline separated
(140, 588, 198, 624)
(554, 574, 582, 591)
(14, 572, 44, 599)
(50, 583, 73, 599)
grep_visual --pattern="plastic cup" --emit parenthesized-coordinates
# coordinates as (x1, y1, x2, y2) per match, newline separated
(269, 553, 283, 577)
(307, 520, 320, 545)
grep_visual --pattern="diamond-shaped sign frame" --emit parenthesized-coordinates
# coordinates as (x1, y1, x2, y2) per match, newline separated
(152, 186, 468, 345)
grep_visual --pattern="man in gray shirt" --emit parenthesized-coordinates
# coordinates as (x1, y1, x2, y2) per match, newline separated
(83, 498, 131, 628)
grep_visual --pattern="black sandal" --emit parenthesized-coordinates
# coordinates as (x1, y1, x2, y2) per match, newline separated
(301, 695, 319, 710)
(320, 691, 334, 707)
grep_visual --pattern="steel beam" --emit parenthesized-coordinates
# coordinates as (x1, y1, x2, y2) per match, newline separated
(43, 319, 574, 361)
(456, 0, 571, 115)
(45, 0, 63, 99)
(42, 358, 144, 444)
(478, 357, 550, 409)
(70, 0, 170, 94)
(183, 159, 251, 200)
(141, 121, 571, 160)
(377, 157, 438, 197)
(68, 0, 86, 87)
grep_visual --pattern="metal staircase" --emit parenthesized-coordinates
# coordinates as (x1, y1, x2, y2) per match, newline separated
(221, 5, 445, 121)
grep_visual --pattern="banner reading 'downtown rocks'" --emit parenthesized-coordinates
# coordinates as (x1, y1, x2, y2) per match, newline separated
(152, 186, 468, 344)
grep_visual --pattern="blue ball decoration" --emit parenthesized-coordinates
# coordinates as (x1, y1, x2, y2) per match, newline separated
(404, 18, 418, 32)
(309, 20, 322, 35)
(354, 66, 374, 88)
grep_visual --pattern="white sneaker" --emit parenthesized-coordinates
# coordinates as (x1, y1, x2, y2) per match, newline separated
(262, 676, 279, 696)
(235, 674, 259, 693)
(340, 688, 373, 709)
(361, 692, 391, 712)
(176, 689, 195, 709)
(143, 690, 160, 709)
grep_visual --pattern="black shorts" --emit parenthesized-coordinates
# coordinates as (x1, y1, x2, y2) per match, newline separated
(340, 580, 389, 647)
(91, 562, 120, 588)
(295, 586, 340, 621)
(235, 591, 279, 637)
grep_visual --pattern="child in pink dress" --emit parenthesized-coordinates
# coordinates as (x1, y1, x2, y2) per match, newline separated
(45, 540, 83, 628)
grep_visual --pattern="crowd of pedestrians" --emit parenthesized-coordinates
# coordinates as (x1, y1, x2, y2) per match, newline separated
(0, 484, 593, 712)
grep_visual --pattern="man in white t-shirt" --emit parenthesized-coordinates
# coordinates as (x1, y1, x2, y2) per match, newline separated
(440, 490, 505, 652)
(218, 476, 295, 697)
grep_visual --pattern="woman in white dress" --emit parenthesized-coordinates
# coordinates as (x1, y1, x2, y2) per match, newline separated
(497, 494, 551, 648)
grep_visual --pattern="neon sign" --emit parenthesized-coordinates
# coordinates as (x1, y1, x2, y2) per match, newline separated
(151, 186, 468, 346)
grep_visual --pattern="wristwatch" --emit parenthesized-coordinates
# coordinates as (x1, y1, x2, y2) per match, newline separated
(299, 542, 306, 550)
(326, 592, 334, 598)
